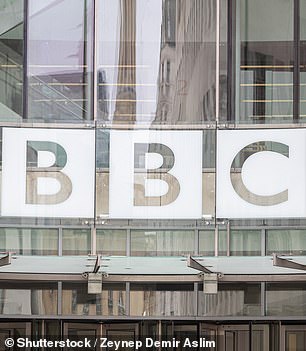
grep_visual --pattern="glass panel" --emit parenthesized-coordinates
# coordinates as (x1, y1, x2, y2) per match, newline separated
(97, 0, 216, 124)
(131, 230, 194, 256)
(199, 230, 215, 256)
(286, 331, 306, 351)
(0, 228, 58, 255)
(0, 283, 57, 315)
(96, 229, 126, 255)
(300, 1, 306, 121)
(230, 230, 261, 256)
(27, 0, 94, 121)
(267, 229, 306, 255)
(219, 230, 227, 256)
(130, 283, 195, 316)
(62, 283, 126, 316)
(0, 0, 23, 121)
(266, 283, 306, 316)
(198, 283, 261, 316)
(95, 128, 215, 219)
(236, 0, 293, 123)
(62, 229, 91, 255)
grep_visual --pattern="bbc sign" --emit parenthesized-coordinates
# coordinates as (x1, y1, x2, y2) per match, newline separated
(0, 127, 304, 219)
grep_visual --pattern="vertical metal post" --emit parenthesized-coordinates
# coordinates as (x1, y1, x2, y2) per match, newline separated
(194, 282, 198, 316)
(293, 0, 300, 122)
(58, 227, 63, 256)
(23, 0, 29, 120)
(195, 229, 199, 255)
(214, 224, 219, 256)
(93, 0, 98, 121)
(216, 0, 220, 122)
(226, 221, 230, 256)
(261, 228, 266, 256)
(261, 282, 265, 317)
(58, 281, 62, 315)
(127, 229, 131, 256)
(126, 282, 130, 316)
(92, 226, 97, 255)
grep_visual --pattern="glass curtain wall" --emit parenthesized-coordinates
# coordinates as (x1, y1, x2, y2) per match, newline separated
(232, 0, 294, 123)
(97, 0, 216, 124)
(26, 0, 94, 121)
(0, 0, 23, 121)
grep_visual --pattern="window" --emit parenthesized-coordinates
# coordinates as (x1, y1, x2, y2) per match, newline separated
(62, 229, 91, 255)
(131, 230, 194, 256)
(96, 230, 126, 255)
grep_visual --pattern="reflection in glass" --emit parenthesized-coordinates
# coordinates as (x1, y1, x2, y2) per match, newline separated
(198, 283, 261, 316)
(199, 230, 215, 256)
(27, 0, 93, 121)
(235, 0, 293, 123)
(62, 229, 91, 255)
(62, 283, 126, 316)
(266, 283, 306, 316)
(0, 283, 57, 315)
(0, 228, 58, 255)
(96, 229, 126, 255)
(0, 0, 23, 121)
(267, 229, 306, 255)
(98, 0, 216, 124)
(230, 230, 261, 256)
(131, 230, 194, 256)
(130, 284, 195, 316)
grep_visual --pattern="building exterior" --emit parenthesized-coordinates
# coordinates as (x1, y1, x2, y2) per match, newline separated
(1, 1, 306, 350)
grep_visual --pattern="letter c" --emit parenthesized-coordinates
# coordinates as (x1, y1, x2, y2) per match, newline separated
(230, 141, 289, 206)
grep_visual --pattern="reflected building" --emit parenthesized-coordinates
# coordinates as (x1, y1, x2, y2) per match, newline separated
(155, 0, 216, 124)
(113, 0, 137, 124)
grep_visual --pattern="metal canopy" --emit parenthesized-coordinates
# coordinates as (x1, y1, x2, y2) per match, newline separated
(1, 255, 306, 276)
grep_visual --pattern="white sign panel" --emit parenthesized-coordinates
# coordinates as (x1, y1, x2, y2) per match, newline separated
(217, 129, 306, 218)
(109, 130, 202, 219)
(2, 128, 95, 218)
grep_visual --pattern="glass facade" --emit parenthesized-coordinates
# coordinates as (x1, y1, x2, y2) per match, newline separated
(1, 1, 306, 350)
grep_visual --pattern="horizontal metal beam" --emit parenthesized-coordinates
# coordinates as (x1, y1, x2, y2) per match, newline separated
(1, 272, 306, 283)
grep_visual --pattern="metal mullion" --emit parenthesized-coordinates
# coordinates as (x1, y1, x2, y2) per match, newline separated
(23, 0, 29, 120)
(127, 229, 131, 256)
(261, 282, 265, 317)
(91, 226, 96, 255)
(58, 227, 62, 256)
(293, 0, 300, 122)
(214, 224, 219, 256)
(58, 281, 62, 315)
(93, 0, 98, 121)
(126, 282, 130, 316)
(261, 229, 266, 256)
(195, 229, 199, 255)
(194, 282, 198, 316)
